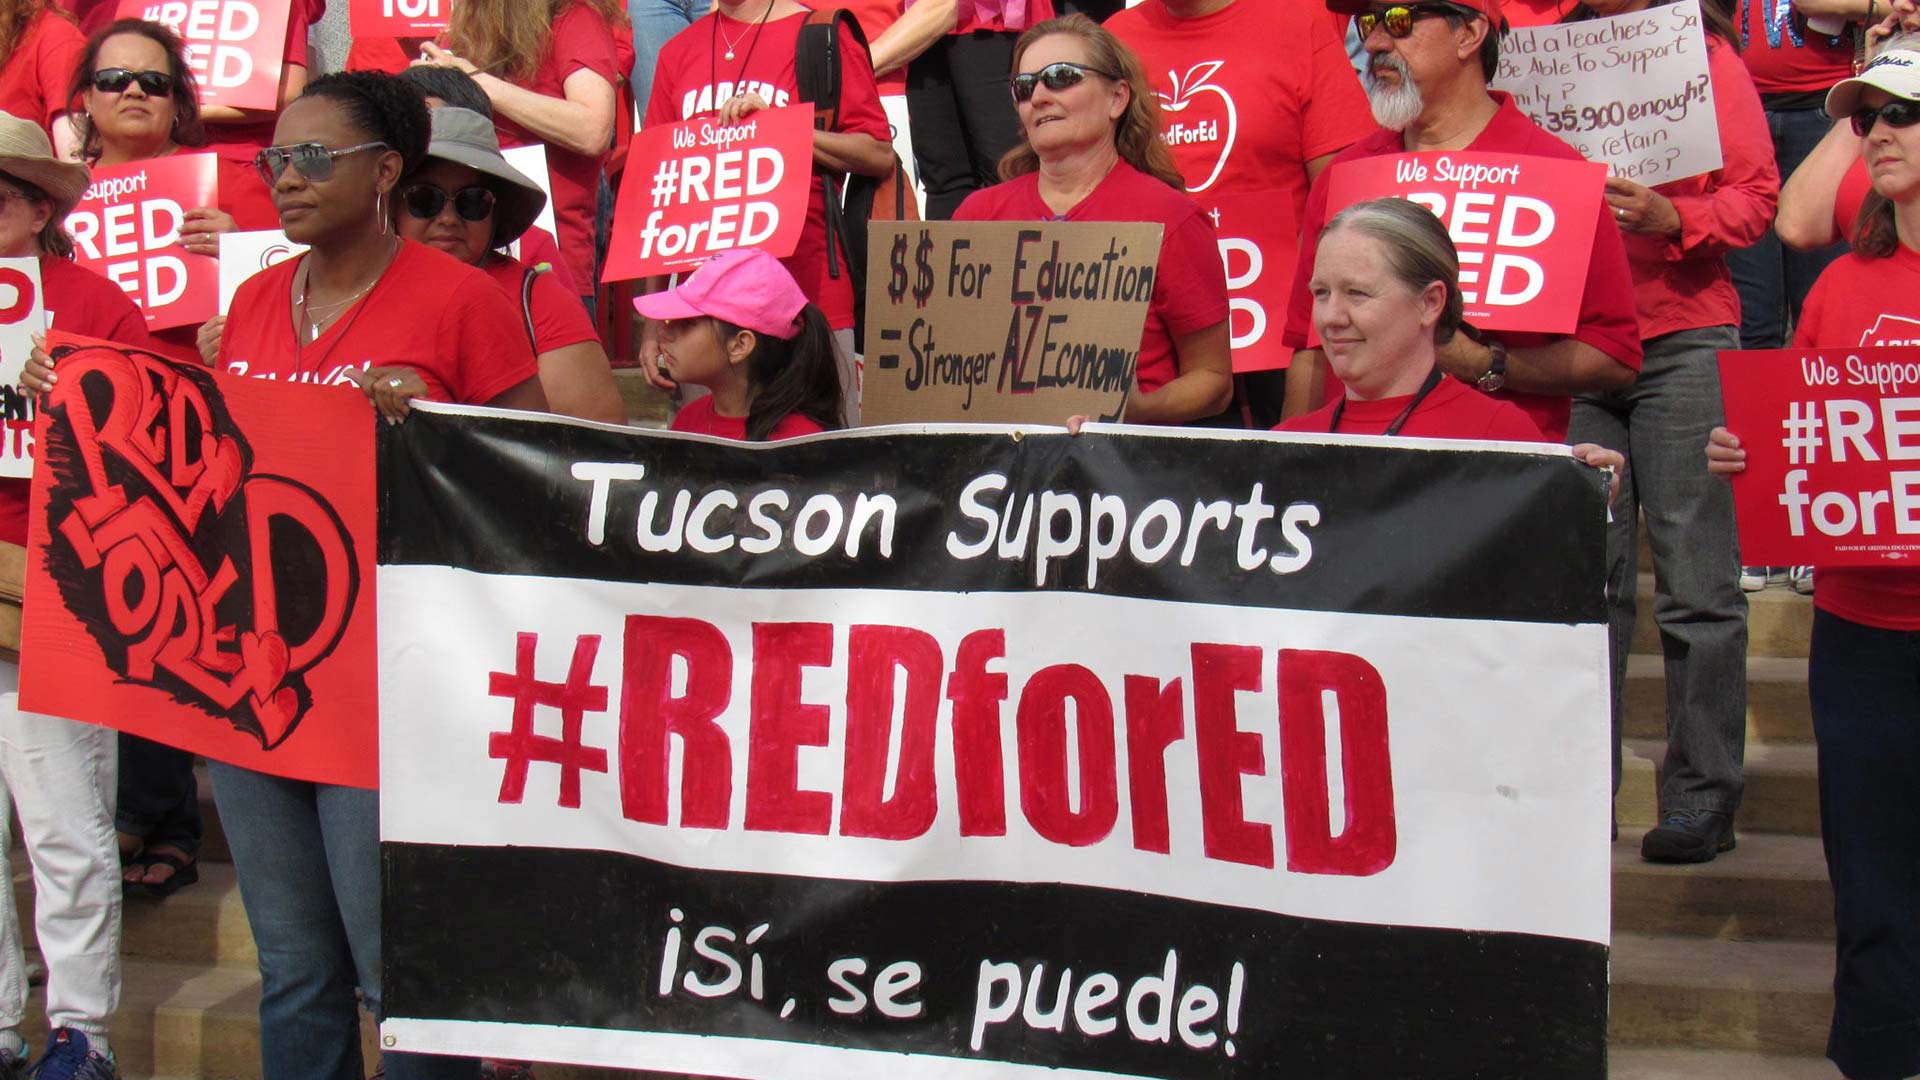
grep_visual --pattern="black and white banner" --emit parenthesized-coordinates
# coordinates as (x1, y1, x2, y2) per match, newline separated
(377, 410, 1613, 1079)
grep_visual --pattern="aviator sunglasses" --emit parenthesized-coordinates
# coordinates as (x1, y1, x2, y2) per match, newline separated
(90, 68, 174, 96)
(1010, 62, 1121, 104)
(1852, 98, 1920, 137)
(1357, 3, 1467, 38)
(401, 183, 497, 222)
(253, 141, 390, 186)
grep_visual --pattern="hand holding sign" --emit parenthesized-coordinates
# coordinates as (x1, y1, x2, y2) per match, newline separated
(121, 0, 292, 112)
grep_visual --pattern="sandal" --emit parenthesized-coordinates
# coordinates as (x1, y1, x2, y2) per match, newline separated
(125, 849, 198, 899)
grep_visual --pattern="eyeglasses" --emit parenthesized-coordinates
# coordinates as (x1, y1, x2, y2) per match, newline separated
(1852, 99, 1920, 137)
(401, 183, 496, 222)
(89, 68, 174, 96)
(253, 141, 390, 186)
(1010, 62, 1121, 104)
(1357, 3, 1466, 39)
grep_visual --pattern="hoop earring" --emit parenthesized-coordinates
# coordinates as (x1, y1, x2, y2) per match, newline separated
(375, 190, 388, 236)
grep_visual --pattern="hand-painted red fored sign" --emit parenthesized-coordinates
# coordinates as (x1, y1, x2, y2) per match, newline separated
(603, 105, 814, 282)
(65, 153, 220, 331)
(1718, 346, 1920, 568)
(349, 0, 449, 38)
(1324, 152, 1606, 335)
(120, 0, 291, 111)
(20, 333, 378, 788)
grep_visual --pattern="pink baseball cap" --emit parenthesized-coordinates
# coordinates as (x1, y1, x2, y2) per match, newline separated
(632, 248, 809, 340)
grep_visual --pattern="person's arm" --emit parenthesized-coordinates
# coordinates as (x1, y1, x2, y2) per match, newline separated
(1778, 115, 1861, 250)
(1125, 321, 1233, 424)
(870, 0, 957, 77)
(487, 375, 550, 413)
(1283, 347, 1327, 418)
(1304, 152, 1339, 182)
(467, 62, 617, 157)
(815, 129, 896, 177)
(1436, 334, 1637, 394)
(539, 340, 628, 425)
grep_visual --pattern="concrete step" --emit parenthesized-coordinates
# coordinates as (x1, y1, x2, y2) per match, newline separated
(1624, 655, 1813, 745)
(1631, 575, 1812, 660)
(1607, 1047, 1839, 1078)
(1618, 739, 1821, 837)
(1609, 932, 1832, 1055)
(1612, 828, 1831, 942)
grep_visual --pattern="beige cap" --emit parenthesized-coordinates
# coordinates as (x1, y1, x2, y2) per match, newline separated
(0, 111, 90, 217)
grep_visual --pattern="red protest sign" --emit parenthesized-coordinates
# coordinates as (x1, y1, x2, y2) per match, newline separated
(349, 0, 448, 38)
(603, 105, 814, 282)
(120, 0, 290, 111)
(1323, 152, 1606, 335)
(65, 153, 219, 331)
(1718, 346, 1920, 568)
(20, 333, 378, 788)
(1207, 192, 1298, 373)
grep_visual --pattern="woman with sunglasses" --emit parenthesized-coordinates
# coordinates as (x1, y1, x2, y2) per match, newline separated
(1707, 46, 1920, 1080)
(0, 0, 84, 156)
(397, 105, 626, 424)
(954, 13, 1230, 425)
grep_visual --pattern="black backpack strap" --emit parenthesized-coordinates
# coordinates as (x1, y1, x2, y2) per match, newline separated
(795, 8, 872, 283)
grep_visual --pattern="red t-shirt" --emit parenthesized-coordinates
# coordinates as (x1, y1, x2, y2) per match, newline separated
(1782, 246, 1920, 631)
(1503, 0, 1578, 28)
(54, 0, 117, 36)
(515, 224, 583, 297)
(346, 34, 421, 74)
(829, 0, 905, 94)
(670, 394, 827, 440)
(0, 254, 155, 545)
(1275, 371, 1552, 441)
(218, 239, 538, 404)
(490, 1, 621, 294)
(1618, 35, 1778, 339)
(1106, 0, 1371, 345)
(201, 0, 325, 170)
(646, 9, 891, 330)
(953, 161, 1229, 400)
(1739, 0, 1853, 95)
(480, 252, 602, 354)
(0, 9, 84, 136)
(1282, 92, 1644, 440)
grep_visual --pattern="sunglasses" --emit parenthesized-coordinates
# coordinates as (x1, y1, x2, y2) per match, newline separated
(401, 183, 496, 222)
(1852, 99, 1920, 137)
(90, 68, 174, 96)
(1010, 62, 1121, 104)
(253, 141, 389, 186)
(1357, 3, 1467, 38)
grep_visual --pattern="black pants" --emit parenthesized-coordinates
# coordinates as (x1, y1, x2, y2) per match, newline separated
(116, 732, 201, 856)
(1057, 0, 1125, 19)
(907, 31, 1025, 221)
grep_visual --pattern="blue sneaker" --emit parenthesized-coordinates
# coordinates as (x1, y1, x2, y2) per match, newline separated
(25, 1031, 116, 1080)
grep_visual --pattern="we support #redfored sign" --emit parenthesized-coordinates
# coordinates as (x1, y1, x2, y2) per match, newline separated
(120, 0, 290, 111)
(1324, 152, 1606, 335)
(1718, 346, 1920, 568)
(349, 0, 449, 37)
(603, 105, 814, 281)
(66, 153, 219, 331)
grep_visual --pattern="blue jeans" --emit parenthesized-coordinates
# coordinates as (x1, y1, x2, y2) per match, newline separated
(208, 763, 477, 1080)
(116, 733, 200, 857)
(1810, 609, 1920, 1080)
(1728, 105, 1850, 349)
(628, 0, 710, 117)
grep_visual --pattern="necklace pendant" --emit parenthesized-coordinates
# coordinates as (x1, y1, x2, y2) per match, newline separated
(724, 48, 735, 59)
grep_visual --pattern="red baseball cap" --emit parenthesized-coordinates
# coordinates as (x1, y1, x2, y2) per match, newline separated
(1329, 0, 1505, 25)
(633, 248, 809, 340)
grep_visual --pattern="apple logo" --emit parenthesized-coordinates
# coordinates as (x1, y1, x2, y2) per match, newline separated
(1158, 60, 1239, 194)
(1862, 313, 1920, 346)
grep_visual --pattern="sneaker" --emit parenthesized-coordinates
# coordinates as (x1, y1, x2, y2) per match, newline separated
(25, 1030, 115, 1080)
(1738, 565, 1769, 592)
(1640, 809, 1736, 864)
(1789, 566, 1815, 594)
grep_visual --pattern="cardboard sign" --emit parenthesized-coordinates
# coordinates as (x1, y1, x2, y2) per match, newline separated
(65, 153, 220, 331)
(860, 221, 1163, 426)
(219, 229, 306, 314)
(1323, 152, 1607, 336)
(1718, 346, 1920, 567)
(20, 333, 378, 788)
(349, 0, 448, 38)
(1206, 193, 1295, 373)
(501, 143, 560, 256)
(1493, 0, 1722, 185)
(0, 259, 45, 479)
(121, 0, 291, 112)
(602, 105, 815, 282)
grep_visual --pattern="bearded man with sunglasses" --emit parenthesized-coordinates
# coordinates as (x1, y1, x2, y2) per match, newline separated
(1280, 0, 1644, 440)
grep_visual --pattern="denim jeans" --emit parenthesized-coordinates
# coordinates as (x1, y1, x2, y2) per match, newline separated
(209, 763, 477, 1080)
(628, 0, 710, 117)
(116, 733, 201, 857)
(1727, 105, 1850, 349)
(1810, 609, 1920, 1080)
(1569, 325, 1749, 812)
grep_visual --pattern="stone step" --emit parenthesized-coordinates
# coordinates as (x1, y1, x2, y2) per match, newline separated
(1612, 828, 1831, 942)
(1607, 1048, 1839, 1078)
(1618, 738, 1821, 837)
(1631, 575, 1812, 660)
(1623, 655, 1813, 745)
(1609, 932, 1832, 1055)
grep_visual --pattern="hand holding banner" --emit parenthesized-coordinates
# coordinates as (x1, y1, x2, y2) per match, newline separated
(120, 0, 292, 112)
(603, 106, 814, 282)
(1718, 346, 1920, 567)
(0, 258, 45, 479)
(66, 153, 220, 330)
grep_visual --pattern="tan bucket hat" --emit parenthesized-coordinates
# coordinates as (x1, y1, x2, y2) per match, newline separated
(421, 107, 546, 248)
(0, 112, 90, 217)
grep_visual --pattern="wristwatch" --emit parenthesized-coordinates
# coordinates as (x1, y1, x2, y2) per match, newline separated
(1476, 338, 1508, 392)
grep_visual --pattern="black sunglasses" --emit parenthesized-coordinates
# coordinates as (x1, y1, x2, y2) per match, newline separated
(1852, 99, 1920, 137)
(90, 68, 174, 96)
(253, 141, 389, 186)
(1357, 3, 1468, 38)
(401, 183, 497, 222)
(1010, 62, 1121, 104)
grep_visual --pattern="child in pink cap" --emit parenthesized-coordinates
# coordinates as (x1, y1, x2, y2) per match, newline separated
(635, 249, 844, 441)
